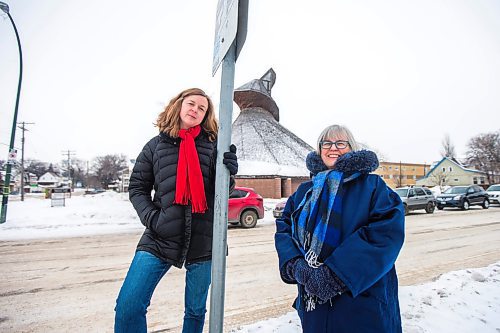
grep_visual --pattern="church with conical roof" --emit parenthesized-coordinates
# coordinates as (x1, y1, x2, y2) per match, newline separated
(232, 68, 313, 198)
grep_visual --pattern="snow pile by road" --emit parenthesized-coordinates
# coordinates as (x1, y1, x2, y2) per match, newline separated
(232, 262, 500, 333)
(0, 192, 142, 240)
(0, 192, 282, 240)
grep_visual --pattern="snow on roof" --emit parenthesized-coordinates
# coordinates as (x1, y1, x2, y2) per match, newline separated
(422, 157, 487, 179)
(232, 68, 314, 178)
(232, 107, 313, 177)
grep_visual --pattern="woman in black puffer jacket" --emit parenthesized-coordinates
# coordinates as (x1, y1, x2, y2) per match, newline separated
(114, 88, 238, 333)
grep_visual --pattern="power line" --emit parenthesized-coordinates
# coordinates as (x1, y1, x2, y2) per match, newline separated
(0, 142, 21, 150)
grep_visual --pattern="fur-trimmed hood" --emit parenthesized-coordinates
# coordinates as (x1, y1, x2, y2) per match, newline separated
(306, 150, 379, 176)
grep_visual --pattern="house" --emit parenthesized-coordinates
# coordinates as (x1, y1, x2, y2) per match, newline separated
(232, 68, 312, 199)
(0, 170, 16, 192)
(37, 172, 62, 188)
(416, 157, 489, 188)
(374, 162, 431, 188)
(117, 159, 135, 192)
(13, 172, 39, 193)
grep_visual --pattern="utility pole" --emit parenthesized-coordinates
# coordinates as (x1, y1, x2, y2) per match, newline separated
(399, 161, 402, 187)
(17, 121, 34, 201)
(61, 150, 76, 189)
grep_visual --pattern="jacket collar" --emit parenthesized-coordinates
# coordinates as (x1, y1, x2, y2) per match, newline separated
(306, 150, 379, 177)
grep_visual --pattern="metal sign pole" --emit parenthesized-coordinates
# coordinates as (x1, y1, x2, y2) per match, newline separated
(210, 0, 247, 330)
(209, 41, 236, 333)
(1, 3, 23, 224)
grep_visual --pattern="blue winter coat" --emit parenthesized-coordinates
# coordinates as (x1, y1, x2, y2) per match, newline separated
(275, 150, 405, 333)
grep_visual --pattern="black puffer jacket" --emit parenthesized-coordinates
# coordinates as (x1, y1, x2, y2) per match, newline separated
(129, 130, 229, 268)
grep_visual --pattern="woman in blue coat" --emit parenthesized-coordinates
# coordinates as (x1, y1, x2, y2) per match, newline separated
(275, 124, 405, 332)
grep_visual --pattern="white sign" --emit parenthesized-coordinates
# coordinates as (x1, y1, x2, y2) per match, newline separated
(7, 149, 17, 164)
(212, 0, 238, 76)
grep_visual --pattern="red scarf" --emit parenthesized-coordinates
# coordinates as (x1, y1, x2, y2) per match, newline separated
(174, 125, 207, 213)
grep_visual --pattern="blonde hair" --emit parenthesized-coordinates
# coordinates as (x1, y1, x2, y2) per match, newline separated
(316, 124, 360, 154)
(156, 88, 218, 142)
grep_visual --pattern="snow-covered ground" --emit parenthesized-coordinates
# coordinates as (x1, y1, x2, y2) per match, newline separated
(232, 262, 500, 333)
(1, 192, 499, 332)
(0, 191, 282, 240)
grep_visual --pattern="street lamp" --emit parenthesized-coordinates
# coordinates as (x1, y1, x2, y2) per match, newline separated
(1, 1, 24, 224)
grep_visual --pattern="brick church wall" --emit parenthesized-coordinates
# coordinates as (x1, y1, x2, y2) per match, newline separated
(235, 176, 310, 199)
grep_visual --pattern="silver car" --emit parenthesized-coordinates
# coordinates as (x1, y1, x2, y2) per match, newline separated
(395, 186, 436, 215)
(486, 184, 500, 205)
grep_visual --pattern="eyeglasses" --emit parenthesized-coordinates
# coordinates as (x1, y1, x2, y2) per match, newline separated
(319, 140, 350, 150)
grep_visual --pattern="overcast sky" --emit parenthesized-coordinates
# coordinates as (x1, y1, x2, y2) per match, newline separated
(1, 0, 499, 166)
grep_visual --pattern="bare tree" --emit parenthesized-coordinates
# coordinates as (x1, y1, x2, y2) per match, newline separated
(429, 171, 448, 191)
(24, 159, 51, 178)
(440, 134, 456, 159)
(359, 142, 388, 162)
(70, 158, 88, 188)
(47, 163, 60, 175)
(393, 174, 403, 188)
(92, 154, 127, 189)
(466, 131, 500, 184)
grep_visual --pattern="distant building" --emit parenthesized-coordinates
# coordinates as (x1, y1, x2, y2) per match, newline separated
(374, 162, 430, 188)
(416, 157, 492, 188)
(14, 172, 39, 193)
(118, 159, 135, 192)
(0, 170, 15, 192)
(232, 68, 313, 199)
(37, 172, 62, 188)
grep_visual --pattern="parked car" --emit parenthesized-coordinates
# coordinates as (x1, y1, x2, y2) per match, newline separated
(436, 185, 489, 210)
(273, 200, 287, 218)
(486, 184, 500, 205)
(395, 186, 436, 215)
(228, 186, 264, 228)
(85, 188, 106, 195)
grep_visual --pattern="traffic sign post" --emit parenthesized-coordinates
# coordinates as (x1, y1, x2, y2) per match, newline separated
(212, 0, 248, 77)
(210, 1, 248, 332)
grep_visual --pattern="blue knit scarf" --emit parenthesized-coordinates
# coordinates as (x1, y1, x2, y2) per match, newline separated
(291, 169, 345, 268)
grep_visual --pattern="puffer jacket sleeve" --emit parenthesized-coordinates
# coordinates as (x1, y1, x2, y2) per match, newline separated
(129, 138, 159, 229)
(275, 190, 304, 284)
(324, 176, 405, 297)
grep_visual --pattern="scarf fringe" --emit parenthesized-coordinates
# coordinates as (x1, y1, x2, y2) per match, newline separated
(174, 192, 190, 206)
(191, 201, 208, 214)
(305, 295, 316, 312)
(304, 248, 323, 268)
(304, 291, 336, 312)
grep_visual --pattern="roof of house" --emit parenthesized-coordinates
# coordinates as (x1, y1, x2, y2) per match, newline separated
(40, 171, 60, 178)
(421, 157, 486, 179)
(232, 68, 313, 177)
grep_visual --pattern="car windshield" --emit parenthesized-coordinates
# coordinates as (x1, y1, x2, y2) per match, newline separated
(395, 188, 408, 197)
(487, 185, 500, 191)
(443, 187, 467, 194)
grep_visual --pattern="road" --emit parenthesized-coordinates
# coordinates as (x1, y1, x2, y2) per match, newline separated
(0, 207, 499, 332)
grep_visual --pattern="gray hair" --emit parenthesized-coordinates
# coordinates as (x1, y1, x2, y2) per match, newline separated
(316, 124, 360, 154)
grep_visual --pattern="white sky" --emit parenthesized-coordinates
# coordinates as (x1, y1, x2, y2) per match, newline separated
(1, 192, 499, 332)
(1, 0, 499, 166)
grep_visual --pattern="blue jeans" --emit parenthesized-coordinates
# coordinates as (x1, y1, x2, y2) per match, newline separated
(114, 251, 212, 333)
